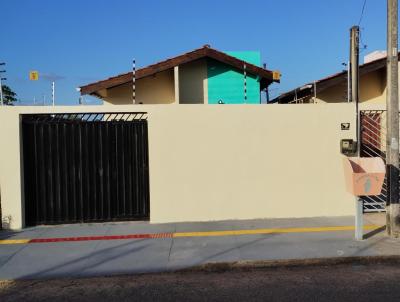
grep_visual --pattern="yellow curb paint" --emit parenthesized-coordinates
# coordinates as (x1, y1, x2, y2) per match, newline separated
(172, 225, 380, 238)
(0, 225, 382, 244)
(0, 239, 30, 245)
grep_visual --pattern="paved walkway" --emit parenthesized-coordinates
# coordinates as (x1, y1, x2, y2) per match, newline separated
(0, 214, 399, 279)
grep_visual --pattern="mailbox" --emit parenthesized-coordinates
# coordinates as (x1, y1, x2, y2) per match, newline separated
(343, 157, 385, 196)
(343, 156, 386, 241)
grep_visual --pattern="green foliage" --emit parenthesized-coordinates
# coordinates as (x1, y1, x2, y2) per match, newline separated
(1, 84, 17, 105)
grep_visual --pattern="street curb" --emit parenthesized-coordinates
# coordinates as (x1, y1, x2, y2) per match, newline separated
(176, 255, 400, 273)
(2, 256, 400, 281)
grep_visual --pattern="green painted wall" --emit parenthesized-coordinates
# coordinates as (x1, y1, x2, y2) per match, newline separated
(207, 51, 261, 104)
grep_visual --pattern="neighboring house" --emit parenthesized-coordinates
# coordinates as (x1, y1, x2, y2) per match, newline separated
(79, 45, 281, 105)
(270, 52, 397, 104)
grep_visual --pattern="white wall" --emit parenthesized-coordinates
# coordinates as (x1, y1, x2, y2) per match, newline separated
(0, 104, 357, 229)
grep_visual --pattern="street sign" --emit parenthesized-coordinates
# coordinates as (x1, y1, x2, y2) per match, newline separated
(29, 71, 39, 81)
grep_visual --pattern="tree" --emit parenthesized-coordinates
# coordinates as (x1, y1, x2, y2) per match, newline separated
(1, 84, 17, 105)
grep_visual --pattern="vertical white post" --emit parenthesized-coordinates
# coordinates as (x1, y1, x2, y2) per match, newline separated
(0, 77, 3, 106)
(174, 66, 179, 104)
(347, 61, 350, 102)
(243, 63, 247, 103)
(355, 197, 364, 240)
(52, 81, 55, 106)
(313, 80, 317, 103)
(132, 59, 136, 104)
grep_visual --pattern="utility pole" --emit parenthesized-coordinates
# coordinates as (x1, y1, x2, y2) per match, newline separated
(349, 26, 363, 240)
(349, 26, 360, 150)
(386, 0, 400, 238)
(349, 27, 359, 103)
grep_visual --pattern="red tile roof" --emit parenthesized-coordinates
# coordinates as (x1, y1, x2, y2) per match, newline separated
(80, 45, 280, 95)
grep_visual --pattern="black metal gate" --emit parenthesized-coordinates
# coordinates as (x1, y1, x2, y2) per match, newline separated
(360, 110, 387, 212)
(22, 113, 150, 226)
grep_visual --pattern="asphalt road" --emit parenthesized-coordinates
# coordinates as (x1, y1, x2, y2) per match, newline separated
(1, 263, 400, 301)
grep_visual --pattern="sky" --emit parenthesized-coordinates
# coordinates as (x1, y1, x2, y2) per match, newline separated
(0, 0, 389, 105)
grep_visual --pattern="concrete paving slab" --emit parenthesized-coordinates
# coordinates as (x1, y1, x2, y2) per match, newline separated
(168, 236, 239, 270)
(174, 221, 237, 233)
(34, 224, 111, 239)
(224, 216, 357, 230)
(234, 231, 389, 261)
(0, 227, 49, 240)
(80, 238, 172, 276)
(0, 245, 27, 269)
(105, 222, 175, 235)
(169, 217, 359, 234)
(0, 241, 99, 279)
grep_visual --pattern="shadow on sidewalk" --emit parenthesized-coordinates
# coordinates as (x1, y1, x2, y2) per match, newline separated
(363, 226, 386, 240)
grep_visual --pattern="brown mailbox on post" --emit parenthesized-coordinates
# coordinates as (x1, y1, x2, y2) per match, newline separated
(343, 157, 386, 196)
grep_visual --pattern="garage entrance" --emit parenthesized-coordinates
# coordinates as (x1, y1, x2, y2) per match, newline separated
(22, 112, 150, 226)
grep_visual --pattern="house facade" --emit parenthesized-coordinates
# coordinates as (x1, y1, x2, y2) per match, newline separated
(79, 45, 280, 105)
(271, 53, 395, 105)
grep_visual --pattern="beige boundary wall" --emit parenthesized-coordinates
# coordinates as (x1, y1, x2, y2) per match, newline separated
(0, 103, 357, 229)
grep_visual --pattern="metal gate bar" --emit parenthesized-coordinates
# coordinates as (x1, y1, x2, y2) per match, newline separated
(360, 110, 387, 212)
(22, 113, 150, 226)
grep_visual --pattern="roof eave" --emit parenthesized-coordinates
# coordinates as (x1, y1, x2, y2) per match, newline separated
(272, 54, 392, 104)
(80, 46, 280, 96)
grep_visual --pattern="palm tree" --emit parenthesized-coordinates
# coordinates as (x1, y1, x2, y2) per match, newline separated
(1, 84, 17, 105)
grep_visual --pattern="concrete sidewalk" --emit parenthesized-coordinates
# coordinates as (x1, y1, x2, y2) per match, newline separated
(0, 214, 399, 280)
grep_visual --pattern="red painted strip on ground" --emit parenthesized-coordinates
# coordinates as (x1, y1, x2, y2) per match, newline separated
(29, 233, 172, 243)
(149, 233, 173, 239)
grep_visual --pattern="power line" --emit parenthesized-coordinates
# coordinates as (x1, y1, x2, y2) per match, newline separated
(358, 0, 368, 26)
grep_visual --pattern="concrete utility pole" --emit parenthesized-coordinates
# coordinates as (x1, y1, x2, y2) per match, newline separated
(349, 26, 363, 240)
(349, 26, 360, 154)
(386, 0, 400, 238)
(349, 26, 360, 105)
